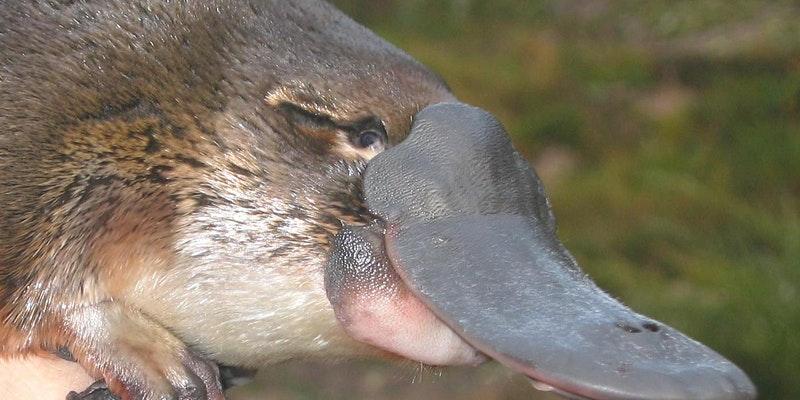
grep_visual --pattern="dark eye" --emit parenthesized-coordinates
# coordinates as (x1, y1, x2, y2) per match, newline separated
(356, 129, 383, 148)
(344, 117, 387, 152)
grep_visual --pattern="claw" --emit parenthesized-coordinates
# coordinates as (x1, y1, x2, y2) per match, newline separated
(67, 380, 120, 400)
(55, 347, 76, 362)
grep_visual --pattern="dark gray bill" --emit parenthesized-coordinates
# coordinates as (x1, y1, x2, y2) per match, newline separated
(359, 103, 756, 400)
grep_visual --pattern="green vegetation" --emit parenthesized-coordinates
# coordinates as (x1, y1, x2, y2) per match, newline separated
(236, 1, 800, 399)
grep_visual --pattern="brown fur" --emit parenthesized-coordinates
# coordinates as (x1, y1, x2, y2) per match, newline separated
(1, 1, 452, 398)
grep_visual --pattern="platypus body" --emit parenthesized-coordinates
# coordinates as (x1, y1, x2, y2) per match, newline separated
(0, 1, 756, 400)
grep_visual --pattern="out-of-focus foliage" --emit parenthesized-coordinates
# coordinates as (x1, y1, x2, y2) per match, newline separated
(232, 1, 800, 399)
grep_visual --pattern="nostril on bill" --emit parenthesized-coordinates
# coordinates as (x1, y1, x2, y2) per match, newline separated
(615, 322, 642, 334)
(615, 320, 662, 334)
(642, 322, 660, 332)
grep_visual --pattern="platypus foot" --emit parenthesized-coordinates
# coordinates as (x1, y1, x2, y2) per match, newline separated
(61, 302, 224, 400)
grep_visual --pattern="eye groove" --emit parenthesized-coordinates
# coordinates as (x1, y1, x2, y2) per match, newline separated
(273, 101, 387, 152)
(277, 102, 336, 129)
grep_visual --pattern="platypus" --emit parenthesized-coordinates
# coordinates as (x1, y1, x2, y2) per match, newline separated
(0, 1, 757, 400)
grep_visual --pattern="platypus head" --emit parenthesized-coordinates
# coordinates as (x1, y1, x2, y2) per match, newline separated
(65, 1, 754, 399)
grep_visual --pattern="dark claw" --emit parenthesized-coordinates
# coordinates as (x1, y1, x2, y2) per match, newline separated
(181, 352, 225, 399)
(55, 346, 76, 362)
(66, 380, 120, 400)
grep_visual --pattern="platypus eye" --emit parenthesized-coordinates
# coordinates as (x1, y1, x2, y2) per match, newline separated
(356, 129, 384, 149)
(348, 117, 387, 153)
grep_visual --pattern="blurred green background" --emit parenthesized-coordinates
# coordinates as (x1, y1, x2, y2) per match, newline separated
(231, 1, 800, 399)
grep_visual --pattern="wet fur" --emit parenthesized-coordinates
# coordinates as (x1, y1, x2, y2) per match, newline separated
(0, 0, 451, 397)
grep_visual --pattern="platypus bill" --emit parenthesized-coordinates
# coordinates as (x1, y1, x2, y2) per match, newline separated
(0, 1, 756, 400)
